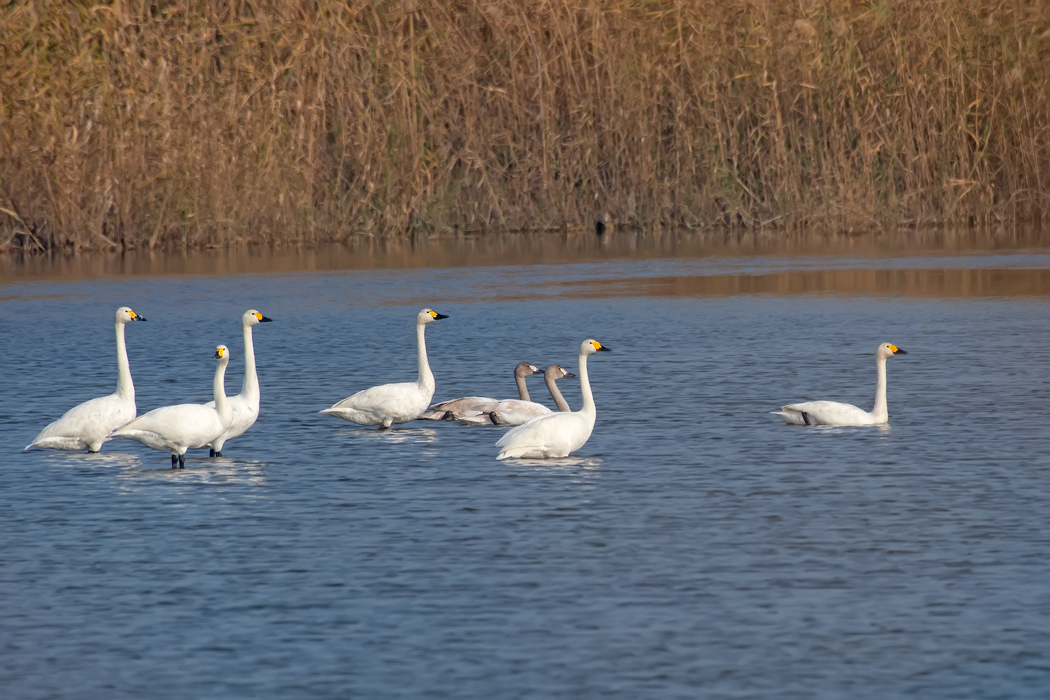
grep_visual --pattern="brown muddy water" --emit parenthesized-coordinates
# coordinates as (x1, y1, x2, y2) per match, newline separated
(2, 227, 1049, 699)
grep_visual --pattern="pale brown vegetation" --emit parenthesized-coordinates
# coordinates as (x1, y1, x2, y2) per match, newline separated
(1, 0, 1048, 252)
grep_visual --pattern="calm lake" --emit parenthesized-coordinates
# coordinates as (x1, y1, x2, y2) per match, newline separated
(2, 228, 1049, 699)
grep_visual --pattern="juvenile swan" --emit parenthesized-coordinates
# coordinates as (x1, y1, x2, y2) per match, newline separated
(495, 340, 610, 460)
(26, 306, 147, 452)
(321, 308, 448, 428)
(774, 343, 908, 426)
(203, 310, 273, 456)
(109, 346, 233, 468)
(421, 361, 544, 421)
(467, 364, 576, 425)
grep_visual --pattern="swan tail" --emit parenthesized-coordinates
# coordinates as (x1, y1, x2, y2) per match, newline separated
(24, 436, 87, 451)
(773, 409, 807, 425)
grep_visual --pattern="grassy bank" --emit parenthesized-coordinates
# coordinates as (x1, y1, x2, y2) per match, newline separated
(1, 0, 1048, 252)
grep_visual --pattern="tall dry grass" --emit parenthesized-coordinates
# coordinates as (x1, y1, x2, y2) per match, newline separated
(1, 0, 1048, 252)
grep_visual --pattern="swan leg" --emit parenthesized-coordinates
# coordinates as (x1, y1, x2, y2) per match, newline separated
(178, 453, 186, 469)
(214, 451, 222, 457)
(802, 411, 811, 426)
(171, 454, 178, 469)
(209, 448, 216, 457)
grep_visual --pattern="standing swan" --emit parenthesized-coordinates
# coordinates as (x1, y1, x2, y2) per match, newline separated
(421, 361, 544, 421)
(25, 306, 147, 452)
(774, 343, 908, 426)
(495, 340, 610, 460)
(203, 309, 273, 456)
(109, 346, 233, 468)
(465, 364, 576, 425)
(321, 308, 448, 428)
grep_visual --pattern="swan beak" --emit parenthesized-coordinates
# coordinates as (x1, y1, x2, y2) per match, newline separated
(564, 371, 577, 378)
(433, 312, 449, 320)
(534, 367, 547, 374)
(259, 315, 273, 323)
(596, 345, 611, 352)
(131, 312, 146, 322)
(213, 348, 225, 359)
(890, 345, 907, 355)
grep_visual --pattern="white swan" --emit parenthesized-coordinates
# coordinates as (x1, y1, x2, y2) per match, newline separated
(495, 340, 610, 460)
(109, 345, 233, 468)
(202, 309, 272, 456)
(25, 306, 147, 452)
(320, 308, 448, 428)
(464, 364, 576, 425)
(774, 343, 908, 426)
(420, 361, 544, 421)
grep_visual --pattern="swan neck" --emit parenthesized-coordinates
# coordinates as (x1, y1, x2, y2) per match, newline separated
(872, 355, 888, 422)
(214, 360, 231, 423)
(241, 321, 259, 402)
(416, 321, 434, 391)
(578, 352, 595, 417)
(515, 373, 531, 402)
(115, 320, 134, 400)
(546, 374, 571, 412)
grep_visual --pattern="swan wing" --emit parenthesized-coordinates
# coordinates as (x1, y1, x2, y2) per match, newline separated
(322, 382, 431, 425)
(419, 396, 496, 421)
(26, 394, 136, 452)
(495, 412, 590, 459)
(777, 401, 875, 427)
(487, 400, 553, 426)
(110, 404, 226, 450)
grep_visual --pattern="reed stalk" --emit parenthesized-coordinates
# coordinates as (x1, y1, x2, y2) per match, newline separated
(1, 0, 1048, 252)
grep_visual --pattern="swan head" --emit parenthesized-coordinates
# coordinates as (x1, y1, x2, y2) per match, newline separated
(213, 345, 231, 364)
(580, 339, 611, 356)
(244, 309, 273, 326)
(545, 364, 576, 380)
(514, 362, 544, 379)
(116, 306, 146, 323)
(418, 308, 449, 325)
(877, 342, 907, 359)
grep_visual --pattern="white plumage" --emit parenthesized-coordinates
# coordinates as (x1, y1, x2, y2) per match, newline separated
(25, 306, 147, 453)
(203, 309, 272, 456)
(496, 340, 610, 460)
(109, 345, 234, 468)
(321, 308, 448, 428)
(774, 342, 907, 426)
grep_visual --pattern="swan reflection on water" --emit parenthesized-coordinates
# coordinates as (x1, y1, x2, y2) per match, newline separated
(333, 426, 440, 445)
(501, 456, 603, 474)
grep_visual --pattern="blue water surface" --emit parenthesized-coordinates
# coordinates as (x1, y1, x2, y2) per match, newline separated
(1, 246, 1049, 699)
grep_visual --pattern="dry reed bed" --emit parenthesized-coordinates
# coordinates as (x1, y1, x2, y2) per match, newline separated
(1, 0, 1048, 252)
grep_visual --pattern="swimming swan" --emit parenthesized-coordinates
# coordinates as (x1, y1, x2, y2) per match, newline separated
(321, 308, 448, 428)
(109, 346, 233, 468)
(774, 343, 908, 426)
(464, 364, 576, 425)
(421, 361, 544, 421)
(25, 306, 147, 452)
(495, 340, 610, 460)
(203, 310, 272, 456)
